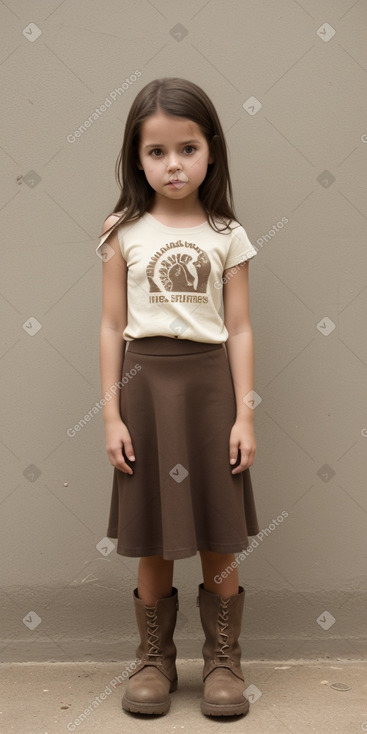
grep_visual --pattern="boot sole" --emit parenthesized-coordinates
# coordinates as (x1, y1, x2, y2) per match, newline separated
(122, 695, 170, 715)
(122, 679, 177, 716)
(201, 698, 249, 717)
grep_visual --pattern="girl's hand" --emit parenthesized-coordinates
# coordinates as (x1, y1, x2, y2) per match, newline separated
(104, 418, 136, 475)
(229, 418, 256, 474)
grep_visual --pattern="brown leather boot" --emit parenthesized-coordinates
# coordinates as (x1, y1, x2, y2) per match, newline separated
(198, 582, 249, 716)
(121, 587, 178, 715)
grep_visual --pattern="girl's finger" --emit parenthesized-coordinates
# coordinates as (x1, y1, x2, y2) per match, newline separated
(229, 446, 241, 469)
(108, 447, 134, 474)
(123, 438, 136, 462)
(231, 449, 254, 474)
(115, 455, 134, 475)
(229, 441, 240, 466)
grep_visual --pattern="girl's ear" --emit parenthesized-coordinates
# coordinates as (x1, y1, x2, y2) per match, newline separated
(137, 160, 143, 170)
(208, 153, 214, 165)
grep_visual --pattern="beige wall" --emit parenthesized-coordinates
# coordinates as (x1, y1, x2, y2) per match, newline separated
(1, 0, 366, 662)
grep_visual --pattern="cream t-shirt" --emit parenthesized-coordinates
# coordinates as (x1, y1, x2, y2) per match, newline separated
(96, 211, 257, 343)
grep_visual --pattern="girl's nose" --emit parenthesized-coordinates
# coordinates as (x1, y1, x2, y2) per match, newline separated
(167, 154, 182, 172)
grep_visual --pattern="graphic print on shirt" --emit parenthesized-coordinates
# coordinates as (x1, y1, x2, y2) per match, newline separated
(146, 240, 210, 304)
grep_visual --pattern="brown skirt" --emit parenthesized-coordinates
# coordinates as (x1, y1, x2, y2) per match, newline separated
(106, 336, 260, 560)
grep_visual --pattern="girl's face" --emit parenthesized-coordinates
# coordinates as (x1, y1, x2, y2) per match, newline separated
(137, 111, 214, 205)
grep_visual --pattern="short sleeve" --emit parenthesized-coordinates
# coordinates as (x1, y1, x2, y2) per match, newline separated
(224, 224, 257, 270)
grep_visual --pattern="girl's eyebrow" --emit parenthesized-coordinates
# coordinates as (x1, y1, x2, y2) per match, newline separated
(144, 139, 201, 149)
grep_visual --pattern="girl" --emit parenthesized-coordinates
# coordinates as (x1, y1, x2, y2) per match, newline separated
(96, 77, 260, 718)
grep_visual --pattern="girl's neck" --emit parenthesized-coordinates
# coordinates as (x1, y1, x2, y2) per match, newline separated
(147, 195, 207, 227)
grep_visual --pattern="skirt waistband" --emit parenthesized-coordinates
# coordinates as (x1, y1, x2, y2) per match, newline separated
(126, 336, 224, 356)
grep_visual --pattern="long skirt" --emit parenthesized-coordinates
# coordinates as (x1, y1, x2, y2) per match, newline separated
(106, 336, 260, 560)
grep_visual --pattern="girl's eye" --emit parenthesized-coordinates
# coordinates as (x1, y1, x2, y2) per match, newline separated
(149, 146, 196, 157)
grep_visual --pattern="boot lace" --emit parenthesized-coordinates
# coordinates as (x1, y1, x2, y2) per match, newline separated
(145, 607, 161, 660)
(215, 597, 230, 661)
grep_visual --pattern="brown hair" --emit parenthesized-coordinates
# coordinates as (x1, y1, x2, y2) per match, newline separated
(101, 77, 239, 239)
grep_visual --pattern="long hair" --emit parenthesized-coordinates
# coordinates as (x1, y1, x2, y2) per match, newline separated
(101, 77, 239, 238)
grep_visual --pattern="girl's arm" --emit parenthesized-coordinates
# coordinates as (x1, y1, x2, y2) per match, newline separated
(98, 216, 135, 474)
(223, 260, 257, 473)
(99, 216, 127, 421)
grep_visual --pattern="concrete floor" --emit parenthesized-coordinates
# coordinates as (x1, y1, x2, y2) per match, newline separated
(1, 659, 366, 734)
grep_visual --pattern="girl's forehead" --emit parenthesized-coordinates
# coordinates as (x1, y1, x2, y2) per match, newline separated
(139, 112, 205, 143)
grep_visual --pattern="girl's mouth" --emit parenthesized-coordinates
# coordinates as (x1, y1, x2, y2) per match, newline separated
(167, 181, 186, 189)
